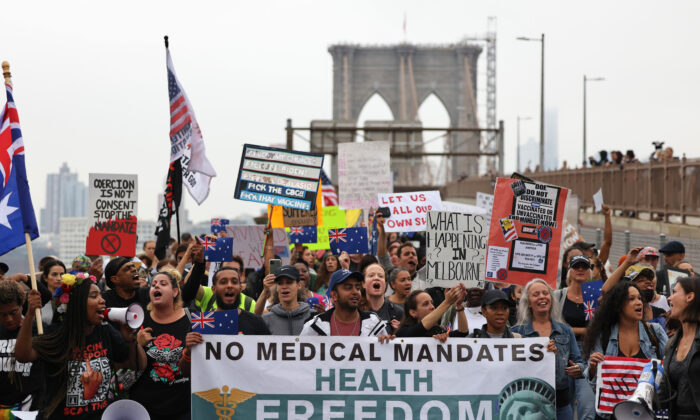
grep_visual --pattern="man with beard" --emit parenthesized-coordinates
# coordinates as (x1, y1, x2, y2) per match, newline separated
(103, 257, 151, 311)
(180, 243, 257, 314)
(300, 270, 388, 337)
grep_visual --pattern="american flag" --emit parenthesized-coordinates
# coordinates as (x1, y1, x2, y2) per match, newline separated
(499, 218, 518, 242)
(191, 310, 238, 335)
(582, 280, 603, 320)
(329, 227, 369, 255)
(0, 82, 39, 256)
(320, 169, 338, 207)
(595, 356, 651, 415)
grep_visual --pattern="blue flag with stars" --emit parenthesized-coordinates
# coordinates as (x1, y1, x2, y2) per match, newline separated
(191, 310, 238, 335)
(0, 83, 39, 256)
(582, 280, 603, 321)
(211, 218, 229, 234)
(288, 226, 317, 244)
(201, 236, 233, 262)
(328, 227, 369, 255)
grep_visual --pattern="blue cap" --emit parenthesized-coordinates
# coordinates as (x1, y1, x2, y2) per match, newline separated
(659, 241, 685, 254)
(326, 269, 363, 297)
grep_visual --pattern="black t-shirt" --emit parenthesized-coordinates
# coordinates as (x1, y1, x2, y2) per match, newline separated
(131, 312, 191, 418)
(0, 324, 44, 407)
(370, 300, 404, 334)
(562, 298, 587, 329)
(45, 323, 129, 420)
(102, 288, 151, 312)
(238, 310, 271, 335)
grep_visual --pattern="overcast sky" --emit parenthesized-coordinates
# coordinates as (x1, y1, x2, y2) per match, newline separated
(3, 0, 699, 224)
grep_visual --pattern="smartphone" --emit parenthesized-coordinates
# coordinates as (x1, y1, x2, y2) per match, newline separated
(269, 259, 282, 274)
(377, 207, 391, 218)
(306, 297, 320, 307)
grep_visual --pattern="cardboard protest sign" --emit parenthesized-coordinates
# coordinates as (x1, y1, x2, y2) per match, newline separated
(425, 211, 487, 288)
(561, 221, 584, 251)
(337, 141, 392, 209)
(378, 191, 442, 232)
(305, 206, 346, 251)
(476, 192, 494, 229)
(485, 178, 568, 288)
(282, 207, 317, 227)
(225, 225, 290, 269)
(85, 174, 138, 257)
(441, 201, 487, 215)
(192, 336, 555, 420)
(234, 144, 324, 210)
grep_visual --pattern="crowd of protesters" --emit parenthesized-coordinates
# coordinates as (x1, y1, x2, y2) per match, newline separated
(1, 207, 699, 420)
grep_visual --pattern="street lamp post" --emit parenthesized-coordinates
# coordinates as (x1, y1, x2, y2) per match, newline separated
(583, 75, 605, 167)
(517, 34, 545, 170)
(517, 116, 532, 172)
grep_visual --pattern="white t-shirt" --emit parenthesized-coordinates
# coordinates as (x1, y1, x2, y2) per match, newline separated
(651, 294, 670, 312)
(464, 307, 487, 331)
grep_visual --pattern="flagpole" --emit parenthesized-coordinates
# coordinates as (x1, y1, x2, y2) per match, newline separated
(2, 61, 43, 334)
(164, 35, 181, 243)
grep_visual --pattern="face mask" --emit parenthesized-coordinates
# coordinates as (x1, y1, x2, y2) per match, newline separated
(641, 289, 655, 303)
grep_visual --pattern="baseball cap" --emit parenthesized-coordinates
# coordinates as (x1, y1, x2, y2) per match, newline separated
(639, 247, 659, 258)
(659, 241, 685, 254)
(482, 289, 510, 307)
(0, 262, 8, 274)
(326, 269, 362, 295)
(104, 257, 131, 289)
(274, 265, 300, 282)
(624, 264, 655, 282)
(574, 241, 596, 250)
(569, 255, 591, 269)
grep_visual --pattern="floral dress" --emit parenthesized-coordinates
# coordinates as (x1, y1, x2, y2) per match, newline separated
(130, 312, 191, 419)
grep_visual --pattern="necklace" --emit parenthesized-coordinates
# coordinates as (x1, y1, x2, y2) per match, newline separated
(332, 312, 360, 336)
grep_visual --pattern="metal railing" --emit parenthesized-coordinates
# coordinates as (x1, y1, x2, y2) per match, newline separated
(442, 158, 700, 223)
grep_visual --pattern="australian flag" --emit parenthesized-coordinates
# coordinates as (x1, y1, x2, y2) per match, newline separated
(328, 227, 369, 255)
(288, 226, 317, 244)
(191, 310, 238, 335)
(211, 218, 229, 234)
(0, 83, 39, 256)
(582, 280, 604, 321)
(201, 236, 233, 262)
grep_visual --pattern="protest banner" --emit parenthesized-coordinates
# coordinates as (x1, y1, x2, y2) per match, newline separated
(337, 141, 392, 210)
(425, 211, 487, 288)
(485, 178, 568, 288)
(561, 221, 584, 251)
(225, 225, 290, 269)
(234, 144, 324, 211)
(476, 192, 494, 228)
(85, 174, 138, 257)
(595, 356, 652, 416)
(192, 336, 555, 420)
(441, 201, 487, 215)
(378, 191, 442, 233)
(282, 207, 317, 227)
(305, 206, 346, 251)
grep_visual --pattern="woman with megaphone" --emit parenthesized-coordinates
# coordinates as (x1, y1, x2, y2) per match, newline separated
(657, 276, 700, 419)
(14, 272, 144, 420)
(130, 270, 203, 420)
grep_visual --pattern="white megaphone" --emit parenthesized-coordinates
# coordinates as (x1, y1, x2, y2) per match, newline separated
(103, 304, 144, 329)
(613, 359, 663, 420)
(101, 399, 150, 420)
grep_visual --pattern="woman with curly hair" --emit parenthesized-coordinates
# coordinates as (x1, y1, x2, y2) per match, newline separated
(313, 254, 340, 295)
(583, 281, 668, 419)
(131, 271, 203, 420)
(15, 273, 143, 419)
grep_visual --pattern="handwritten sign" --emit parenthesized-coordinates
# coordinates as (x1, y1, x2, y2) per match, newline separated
(378, 191, 442, 232)
(282, 207, 317, 227)
(85, 174, 138, 257)
(225, 225, 290, 269)
(425, 211, 487, 288)
(234, 144, 324, 210)
(337, 141, 392, 210)
(485, 178, 568, 288)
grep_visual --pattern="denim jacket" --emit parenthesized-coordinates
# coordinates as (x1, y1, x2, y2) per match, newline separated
(585, 321, 668, 388)
(511, 320, 584, 391)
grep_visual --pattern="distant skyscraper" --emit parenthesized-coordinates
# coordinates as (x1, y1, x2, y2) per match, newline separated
(544, 109, 559, 170)
(41, 163, 88, 234)
(58, 217, 90, 261)
(519, 137, 539, 172)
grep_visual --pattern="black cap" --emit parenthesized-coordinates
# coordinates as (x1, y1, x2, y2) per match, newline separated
(659, 241, 685, 254)
(482, 289, 510, 307)
(574, 241, 596, 250)
(274, 265, 300, 282)
(0, 262, 8, 274)
(569, 255, 591, 269)
(104, 257, 130, 289)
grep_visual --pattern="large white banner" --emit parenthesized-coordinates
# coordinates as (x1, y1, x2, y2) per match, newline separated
(192, 336, 555, 419)
(338, 141, 392, 210)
